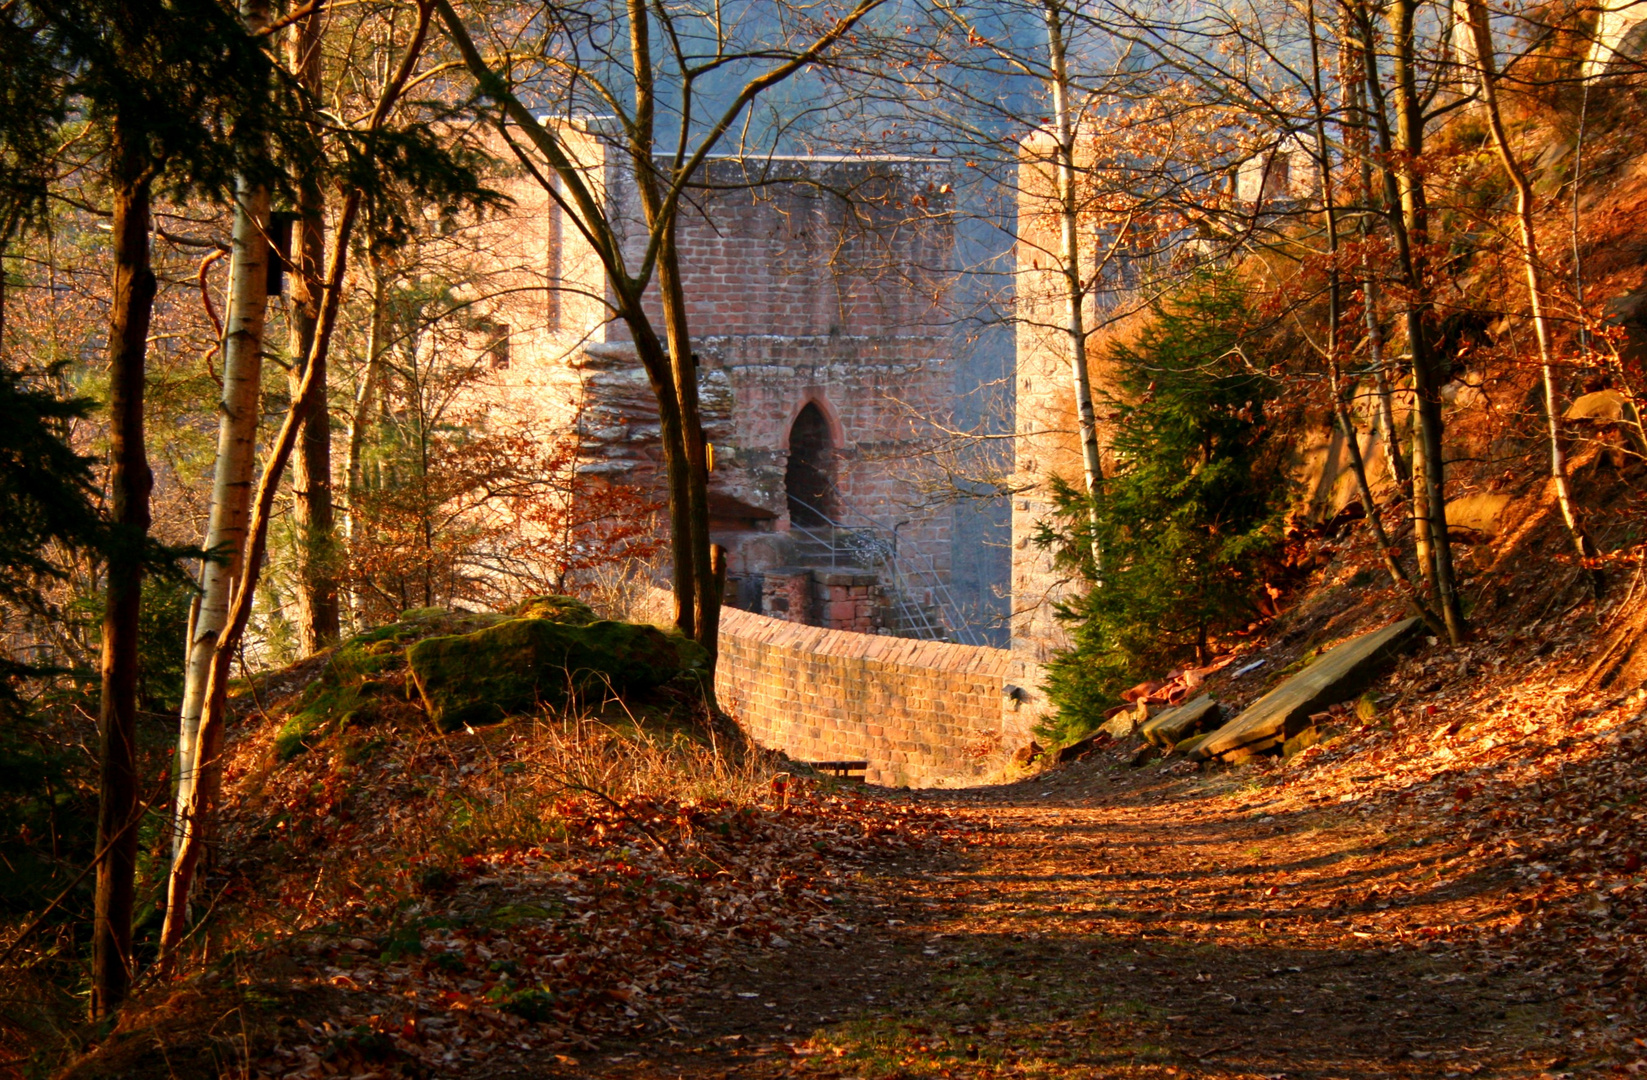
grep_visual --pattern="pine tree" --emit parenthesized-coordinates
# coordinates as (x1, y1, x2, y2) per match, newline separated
(1039, 274, 1289, 738)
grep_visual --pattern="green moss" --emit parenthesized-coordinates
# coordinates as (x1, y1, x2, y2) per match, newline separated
(407, 617, 695, 732)
(264, 603, 703, 757)
(273, 609, 503, 759)
(512, 594, 598, 624)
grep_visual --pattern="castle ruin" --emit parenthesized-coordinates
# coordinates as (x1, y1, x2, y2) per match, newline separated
(465, 121, 980, 640)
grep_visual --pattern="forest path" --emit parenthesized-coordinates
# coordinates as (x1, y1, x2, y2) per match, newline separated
(487, 763, 1572, 1080)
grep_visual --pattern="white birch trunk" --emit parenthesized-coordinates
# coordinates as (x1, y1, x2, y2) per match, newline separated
(173, 0, 272, 851)
(1043, 0, 1104, 572)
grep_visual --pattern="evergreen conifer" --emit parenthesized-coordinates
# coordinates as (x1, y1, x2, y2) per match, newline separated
(1039, 274, 1290, 739)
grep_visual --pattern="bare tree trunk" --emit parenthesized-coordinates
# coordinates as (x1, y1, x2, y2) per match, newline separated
(1044, 0, 1104, 573)
(92, 125, 156, 1020)
(1463, 0, 1593, 585)
(627, 305, 697, 638)
(344, 263, 387, 625)
(657, 228, 717, 659)
(623, 0, 709, 650)
(175, 0, 272, 853)
(288, 0, 340, 652)
(161, 3, 433, 963)
(1346, 69, 1410, 488)
(1312, 0, 1445, 635)
(1363, 0, 1467, 642)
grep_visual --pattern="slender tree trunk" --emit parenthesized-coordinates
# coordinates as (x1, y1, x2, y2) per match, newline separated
(625, 0, 710, 648)
(656, 227, 717, 663)
(344, 264, 387, 624)
(1343, 19, 1411, 491)
(161, 4, 433, 962)
(92, 129, 156, 1020)
(1312, 0, 1446, 636)
(164, 185, 367, 964)
(1365, 289, 1407, 484)
(288, 0, 340, 652)
(1044, 0, 1104, 573)
(628, 306, 697, 637)
(1370, 0, 1467, 642)
(175, 0, 272, 852)
(1463, 0, 1593, 583)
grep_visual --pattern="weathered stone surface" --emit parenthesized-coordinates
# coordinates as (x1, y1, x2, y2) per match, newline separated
(1444, 493, 1512, 541)
(704, 593, 1050, 788)
(1099, 712, 1138, 739)
(512, 594, 598, 625)
(1140, 695, 1220, 748)
(408, 618, 700, 731)
(1192, 618, 1424, 761)
(1282, 725, 1321, 759)
(1566, 388, 1636, 422)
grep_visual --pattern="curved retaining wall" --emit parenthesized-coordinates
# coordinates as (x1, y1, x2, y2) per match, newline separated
(713, 605, 1050, 787)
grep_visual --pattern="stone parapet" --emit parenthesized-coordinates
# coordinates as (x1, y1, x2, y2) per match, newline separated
(712, 601, 1049, 787)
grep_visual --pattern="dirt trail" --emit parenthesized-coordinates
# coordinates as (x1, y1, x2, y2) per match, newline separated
(483, 763, 1572, 1080)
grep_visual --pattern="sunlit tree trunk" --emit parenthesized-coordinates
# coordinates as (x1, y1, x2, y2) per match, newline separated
(175, 0, 273, 855)
(344, 262, 388, 625)
(1462, 0, 1593, 584)
(288, 0, 340, 652)
(1312, 0, 1444, 636)
(1044, 0, 1104, 574)
(93, 119, 156, 1020)
(1343, 67, 1409, 489)
(623, 0, 714, 653)
(162, 3, 434, 963)
(1357, 0, 1466, 642)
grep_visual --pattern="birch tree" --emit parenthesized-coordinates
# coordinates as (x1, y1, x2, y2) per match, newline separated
(28, 0, 297, 1016)
(174, 0, 275, 860)
(161, 0, 502, 959)
(1461, 0, 1594, 586)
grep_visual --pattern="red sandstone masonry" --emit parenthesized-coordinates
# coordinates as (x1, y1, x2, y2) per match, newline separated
(711, 603, 1050, 787)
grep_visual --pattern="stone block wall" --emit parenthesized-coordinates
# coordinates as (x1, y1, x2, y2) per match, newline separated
(812, 570, 883, 632)
(756, 568, 884, 632)
(760, 569, 813, 624)
(714, 604, 1049, 787)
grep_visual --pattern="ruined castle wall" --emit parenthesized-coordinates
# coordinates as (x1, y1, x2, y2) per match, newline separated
(546, 153, 960, 579)
(702, 331, 953, 576)
(460, 134, 967, 613)
(714, 604, 1048, 787)
(1010, 134, 1098, 662)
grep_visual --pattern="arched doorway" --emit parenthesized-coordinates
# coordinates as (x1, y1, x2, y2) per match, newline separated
(785, 402, 836, 525)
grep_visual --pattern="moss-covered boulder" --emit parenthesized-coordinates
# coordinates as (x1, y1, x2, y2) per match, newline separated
(272, 609, 505, 759)
(512, 594, 598, 625)
(407, 617, 701, 731)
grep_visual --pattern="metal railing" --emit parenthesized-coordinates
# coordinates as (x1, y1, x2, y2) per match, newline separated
(784, 490, 984, 647)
